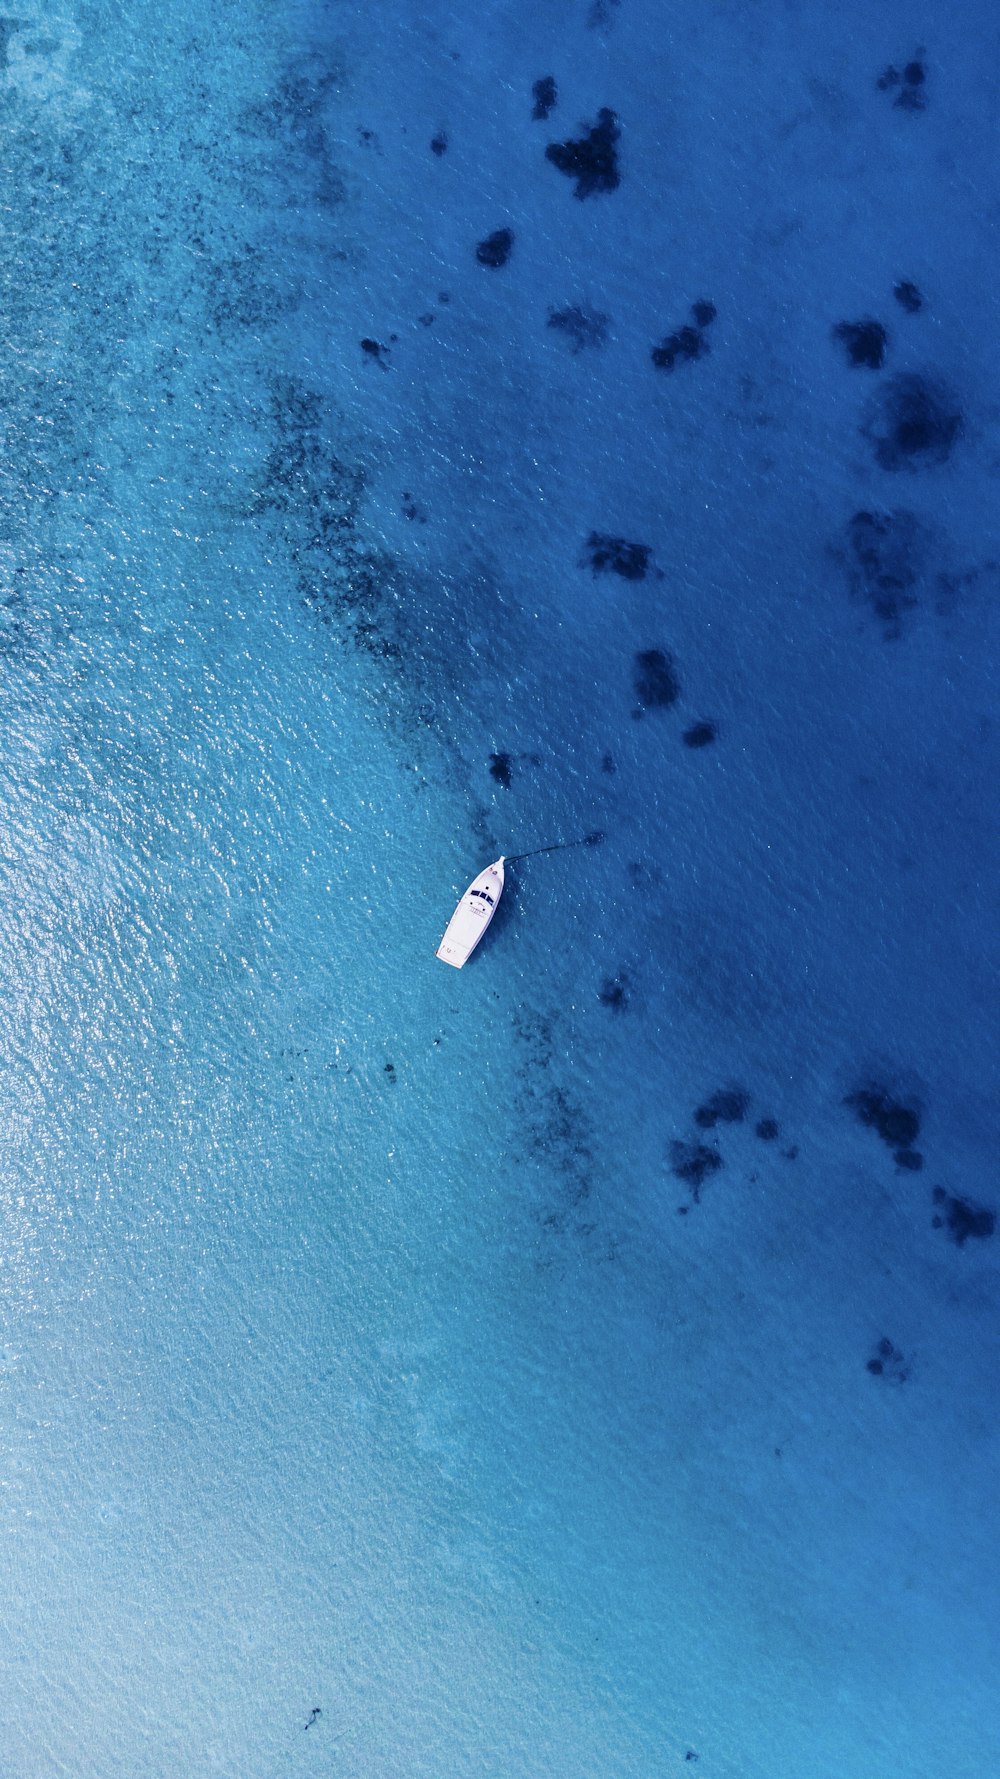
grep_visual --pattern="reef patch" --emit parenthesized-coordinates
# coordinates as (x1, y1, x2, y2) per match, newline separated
(893, 280, 923, 314)
(670, 1140, 723, 1200)
(833, 319, 888, 370)
(476, 227, 514, 268)
(532, 76, 557, 121)
(694, 1088, 749, 1129)
(547, 305, 610, 352)
(682, 722, 717, 748)
(842, 507, 929, 636)
(583, 533, 651, 581)
(545, 108, 620, 198)
(598, 973, 630, 1012)
(632, 648, 679, 709)
(862, 373, 961, 471)
(845, 1084, 920, 1155)
(866, 1337, 909, 1382)
(932, 1186, 995, 1246)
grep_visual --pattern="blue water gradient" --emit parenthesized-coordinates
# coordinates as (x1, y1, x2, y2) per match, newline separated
(0, 1, 997, 1774)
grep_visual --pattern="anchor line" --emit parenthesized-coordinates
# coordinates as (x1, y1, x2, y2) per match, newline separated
(505, 830, 604, 864)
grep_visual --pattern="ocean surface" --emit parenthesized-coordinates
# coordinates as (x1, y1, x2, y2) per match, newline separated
(0, 1, 997, 1774)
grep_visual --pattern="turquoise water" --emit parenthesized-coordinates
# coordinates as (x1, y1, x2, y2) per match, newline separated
(1, 2, 998, 1774)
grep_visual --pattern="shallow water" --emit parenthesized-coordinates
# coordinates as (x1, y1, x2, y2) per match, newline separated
(0, 2, 998, 1774)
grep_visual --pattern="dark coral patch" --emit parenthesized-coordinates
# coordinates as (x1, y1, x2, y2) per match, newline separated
(489, 752, 513, 788)
(360, 337, 390, 367)
(682, 721, 717, 749)
(652, 298, 714, 371)
(430, 132, 448, 156)
(201, 241, 295, 329)
(844, 508, 926, 635)
(833, 319, 888, 370)
(932, 1186, 995, 1246)
(670, 1140, 723, 1199)
(894, 280, 923, 314)
(877, 58, 926, 108)
(895, 1148, 923, 1171)
(532, 76, 557, 120)
(866, 1336, 909, 1382)
(584, 533, 651, 580)
(0, 19, 21, 70)
(694, 1089, 748, 1129)
(547, 305, 610, 352)
(755, 1118, 779, 1141)
(651, 325, 707, 372)
(627, 861, 661, 891)
(846, 1086, 920, 1151)
(633, 648, 680, 709)
(598, 973, 630, 1012)
(896, 61, 927, 109)
(862, 372, 961, 471)
(476, 227, 514, 268)
(250, 378, 406, 666)
(545, 107, 620, 198)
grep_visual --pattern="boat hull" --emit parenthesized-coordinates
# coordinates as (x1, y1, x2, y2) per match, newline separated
(436, 859, 505, 967)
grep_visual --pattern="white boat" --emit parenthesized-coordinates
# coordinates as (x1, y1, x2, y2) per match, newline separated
(436, 858, 505, 967)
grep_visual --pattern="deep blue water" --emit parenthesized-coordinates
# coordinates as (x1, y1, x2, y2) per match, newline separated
(0, 2, 998, 1774)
